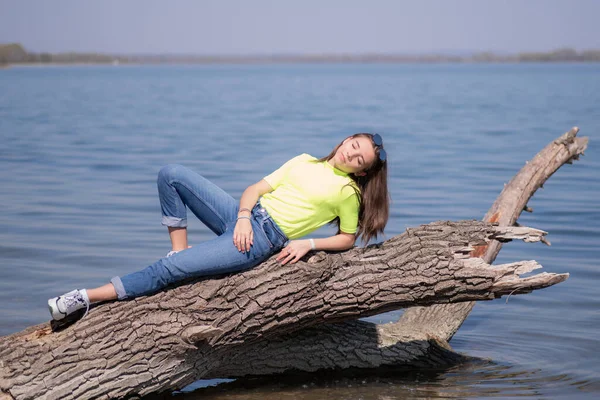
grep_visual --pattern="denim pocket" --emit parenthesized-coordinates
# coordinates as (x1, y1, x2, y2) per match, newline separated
(262, 219, 287, 249)
(244, 219, 274, 262)
(255, 221, 274, 249)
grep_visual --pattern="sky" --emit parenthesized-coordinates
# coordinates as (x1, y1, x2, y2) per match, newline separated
(1, 0, 600, 55)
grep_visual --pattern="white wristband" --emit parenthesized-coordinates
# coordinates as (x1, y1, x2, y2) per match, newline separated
(309, 238, 316, 250)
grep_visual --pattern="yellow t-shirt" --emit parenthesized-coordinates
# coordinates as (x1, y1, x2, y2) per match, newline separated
(260, 154, 360, 239)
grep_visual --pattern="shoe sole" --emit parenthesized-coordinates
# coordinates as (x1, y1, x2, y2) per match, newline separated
(50, 308, 86, 332)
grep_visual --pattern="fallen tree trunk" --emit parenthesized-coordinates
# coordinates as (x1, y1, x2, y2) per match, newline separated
(0, 128, 587, 400)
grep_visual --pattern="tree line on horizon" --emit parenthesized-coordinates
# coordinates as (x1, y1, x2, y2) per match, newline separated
(2, 43, 600, 66)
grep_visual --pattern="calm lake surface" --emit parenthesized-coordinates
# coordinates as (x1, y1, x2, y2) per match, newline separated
(1, 64, 599, 399)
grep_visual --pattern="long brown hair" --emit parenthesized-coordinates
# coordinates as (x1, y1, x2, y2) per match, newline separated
(318, 133, 390, 244)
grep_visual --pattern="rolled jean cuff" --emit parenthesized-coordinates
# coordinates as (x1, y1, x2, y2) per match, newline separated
(110, 276, 128, 300)
(161, 215, 187, 228)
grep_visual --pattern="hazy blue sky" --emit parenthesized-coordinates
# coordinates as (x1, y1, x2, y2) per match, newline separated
(1, 0, 599, 54)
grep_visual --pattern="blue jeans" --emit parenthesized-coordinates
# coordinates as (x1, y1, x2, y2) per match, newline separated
(110, 164, 288, 300)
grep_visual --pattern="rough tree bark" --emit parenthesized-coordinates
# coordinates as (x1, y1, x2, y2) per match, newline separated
(0, 128, 587, 400)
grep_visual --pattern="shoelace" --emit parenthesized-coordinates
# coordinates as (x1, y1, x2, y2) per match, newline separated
(64, 293, 90, 320)
(81, 300, 90, 320)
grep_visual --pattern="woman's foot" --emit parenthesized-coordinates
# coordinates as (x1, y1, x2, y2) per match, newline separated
(48, 289, 90, 321)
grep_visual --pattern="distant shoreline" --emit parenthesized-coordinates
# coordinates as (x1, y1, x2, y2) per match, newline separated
(4, 60, 600, 69)
(3, 60, 600, 69)
(2, 43, 600, 67)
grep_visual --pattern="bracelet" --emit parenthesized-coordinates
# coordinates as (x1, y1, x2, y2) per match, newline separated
(238, 208, 252, 215)
(237, 216, 251, 221)
(309, 238, 316, 250)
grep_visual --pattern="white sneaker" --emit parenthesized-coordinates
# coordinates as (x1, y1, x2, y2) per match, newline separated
(166, 246, 192, 257)
(48, 289, 90, 321)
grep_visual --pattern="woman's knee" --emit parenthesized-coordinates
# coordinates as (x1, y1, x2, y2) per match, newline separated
(158, 164, 185, 184)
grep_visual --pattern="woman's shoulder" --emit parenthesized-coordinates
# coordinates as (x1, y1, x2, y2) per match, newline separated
(299, 153, 316, 161)
(286, 153, 317, 164)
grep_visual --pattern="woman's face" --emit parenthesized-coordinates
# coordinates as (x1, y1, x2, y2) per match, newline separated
(331, 136, 377, 175)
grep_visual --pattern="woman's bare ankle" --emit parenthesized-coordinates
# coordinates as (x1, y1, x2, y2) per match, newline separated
(168, 227, 188, 250)
(87, 283, 118, 303)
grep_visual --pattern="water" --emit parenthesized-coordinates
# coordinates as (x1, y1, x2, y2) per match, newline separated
(1, 63, 599, 399)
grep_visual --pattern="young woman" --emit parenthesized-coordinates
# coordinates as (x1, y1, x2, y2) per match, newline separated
(48, 133, 389, 321)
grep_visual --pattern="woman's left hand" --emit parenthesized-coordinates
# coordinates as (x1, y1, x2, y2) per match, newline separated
(276, 240, 312, 265)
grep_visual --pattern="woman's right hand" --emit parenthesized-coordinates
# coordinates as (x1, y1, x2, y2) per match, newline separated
(233, 218, 254, 253)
